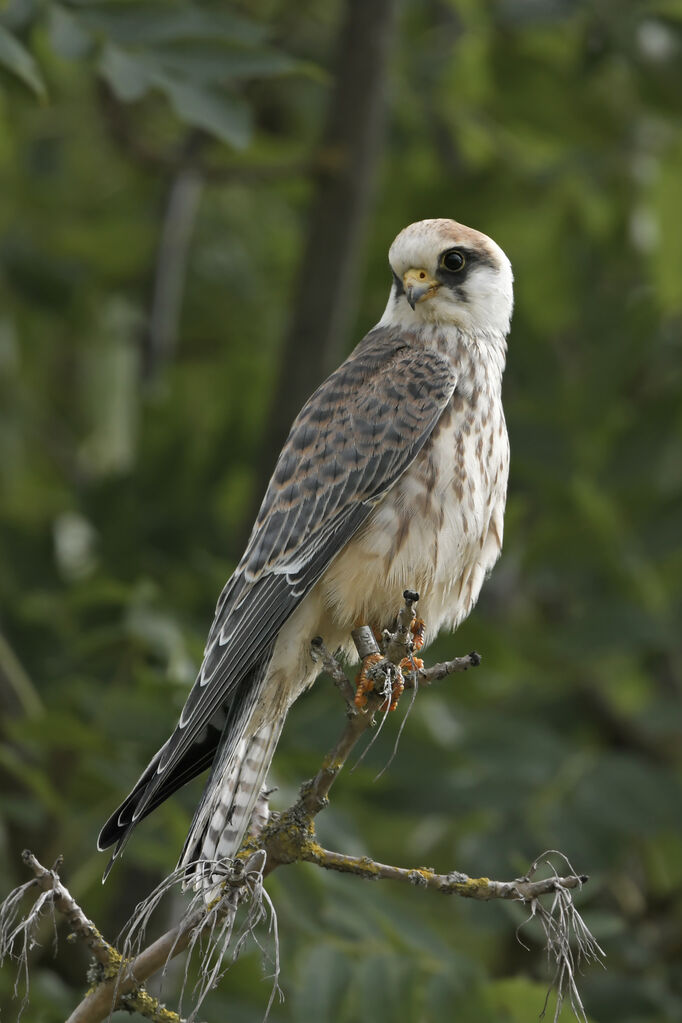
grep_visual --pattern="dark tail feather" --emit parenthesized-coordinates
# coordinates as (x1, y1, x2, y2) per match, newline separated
(98, 653, 272, 877)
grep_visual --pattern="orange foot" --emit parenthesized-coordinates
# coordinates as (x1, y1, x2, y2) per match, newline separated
(399, 655, 424, 676)
(410, 617, 426, 651)
(354, 653, 383, 708)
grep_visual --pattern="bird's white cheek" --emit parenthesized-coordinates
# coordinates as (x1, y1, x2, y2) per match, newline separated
(422, 292, 474, 330)
(466, 274, 513, 335)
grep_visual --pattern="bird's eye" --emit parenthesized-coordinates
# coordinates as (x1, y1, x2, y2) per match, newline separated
(440, 249, 466, 273)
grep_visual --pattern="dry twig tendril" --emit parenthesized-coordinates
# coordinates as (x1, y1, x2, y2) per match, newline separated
(0, 590, 601, 1023)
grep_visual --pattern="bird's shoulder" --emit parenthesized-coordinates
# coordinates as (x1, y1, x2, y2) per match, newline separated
(294, 325, 457, 439)
(240, 326, 458, 581)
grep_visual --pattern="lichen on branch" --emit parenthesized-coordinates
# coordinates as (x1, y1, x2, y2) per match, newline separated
(0, 590, 602, 1023)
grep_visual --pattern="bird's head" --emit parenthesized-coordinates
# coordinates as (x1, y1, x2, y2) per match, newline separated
(381, 218, 513, 336)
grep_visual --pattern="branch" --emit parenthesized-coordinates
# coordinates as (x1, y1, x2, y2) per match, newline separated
(417, 651, 482, 684)
(19, 851, 111, 967)
(0, 590, 601, 1023)
(66, 851, 267, 1023)
(302, 845, 588, 901)
(310, 634, 357, 709)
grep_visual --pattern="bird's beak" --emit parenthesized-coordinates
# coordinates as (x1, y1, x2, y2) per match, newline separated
(402, 268, 439, 310)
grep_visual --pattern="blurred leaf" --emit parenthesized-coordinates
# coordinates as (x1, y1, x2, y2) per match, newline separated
(0, 22, 45, 98)
(0, 741, 63, 811)
(352, 953, 405, 1022)
(47, 4, 92, 60)
(71, 2, 267, 48)
(159, 78, 252, 148)
(292, 943, 350, 1023)
(98, 43, 149, 101)
(651, 135, 682, 314)
(488, 976, 590, 1023)
(141, 41, 297, 84)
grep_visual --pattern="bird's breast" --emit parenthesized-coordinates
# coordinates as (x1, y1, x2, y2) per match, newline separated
(318, 386, 509, 641)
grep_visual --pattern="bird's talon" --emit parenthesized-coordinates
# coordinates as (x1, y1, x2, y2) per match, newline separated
(399, 655, 424, 674)
(354, 653, 383, 708)
(410, 617, 426, 651)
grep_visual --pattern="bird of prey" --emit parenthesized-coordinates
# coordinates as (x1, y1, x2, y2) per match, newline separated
(98, 218, 513, 882)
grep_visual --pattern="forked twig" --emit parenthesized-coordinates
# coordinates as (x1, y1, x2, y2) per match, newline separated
(0, 591, 602, 1023)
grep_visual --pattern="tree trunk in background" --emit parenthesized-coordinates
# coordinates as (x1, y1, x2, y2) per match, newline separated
(248, 0, 397, 522)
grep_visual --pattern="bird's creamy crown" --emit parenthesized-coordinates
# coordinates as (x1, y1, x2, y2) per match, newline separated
(379, 218, 514, 337)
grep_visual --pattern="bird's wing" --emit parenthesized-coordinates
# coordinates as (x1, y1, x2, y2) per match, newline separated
(198, 329, 458, 709)
(99, 329, 456, 851)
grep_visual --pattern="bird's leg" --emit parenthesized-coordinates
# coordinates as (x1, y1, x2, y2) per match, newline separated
(354, 653, 383, 708)
(354, 610, 426, 711)
(356, 657, 405, 713)
(353, 619, 386, 709)
(398, 615, 425, 678)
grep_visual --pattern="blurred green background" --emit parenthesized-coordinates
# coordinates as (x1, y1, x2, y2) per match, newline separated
(1, 1, 681, 1021)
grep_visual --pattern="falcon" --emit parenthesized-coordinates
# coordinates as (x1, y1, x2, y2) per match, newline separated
(98, 218, 513, 880)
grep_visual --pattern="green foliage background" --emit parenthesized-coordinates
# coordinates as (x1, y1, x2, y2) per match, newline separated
(1, 1, 681, 1021)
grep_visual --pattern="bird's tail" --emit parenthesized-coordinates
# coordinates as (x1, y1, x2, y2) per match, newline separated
(180, 714, 285, 890)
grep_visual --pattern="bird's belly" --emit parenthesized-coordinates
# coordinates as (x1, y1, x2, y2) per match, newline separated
(317, 402, 508, 643)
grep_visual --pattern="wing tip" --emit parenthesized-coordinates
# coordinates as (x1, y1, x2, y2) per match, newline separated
(98, 822, 129, 882)
(101, 852, 117, 882)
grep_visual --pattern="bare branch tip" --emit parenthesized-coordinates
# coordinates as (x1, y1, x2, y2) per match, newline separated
(4, 595, 599, 1023)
